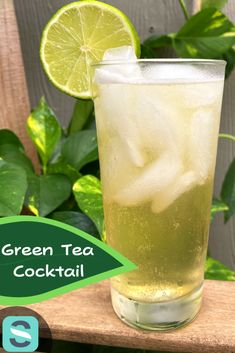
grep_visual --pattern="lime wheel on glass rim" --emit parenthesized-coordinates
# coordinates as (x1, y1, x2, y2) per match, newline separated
(40, 0, 141, 99)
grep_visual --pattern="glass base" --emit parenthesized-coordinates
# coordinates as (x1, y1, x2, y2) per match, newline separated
(111, 284, 203, 331)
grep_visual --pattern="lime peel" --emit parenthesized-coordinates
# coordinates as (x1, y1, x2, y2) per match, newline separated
(40, 0, 141, 99)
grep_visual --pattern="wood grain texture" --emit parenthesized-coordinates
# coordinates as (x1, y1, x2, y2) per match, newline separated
(5, 280, 231, 353)
(0, 0, 38, 166)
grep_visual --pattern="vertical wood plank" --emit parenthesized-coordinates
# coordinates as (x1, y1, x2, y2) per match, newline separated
(14, 0, 76, 128)
(209, 2, 235, 269)
(0, 0, 38, 166)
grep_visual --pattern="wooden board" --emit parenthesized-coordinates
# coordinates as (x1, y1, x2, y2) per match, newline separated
(0, 0, 38, 166)
(14, 280, 234, 353)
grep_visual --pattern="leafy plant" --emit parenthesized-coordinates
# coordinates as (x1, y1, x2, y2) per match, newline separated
(1, 3, 235, 353)
(61, 130, 98, 170)
(25, 174, 71, 217)
(73, 175, 105, 240)
(0, 0, 234, 294)
(0, 3, 234, 353)
(0, 98, 101, 235)
(205, 256, 235, 280)
(27, 97, 61, 174)
(143, 0, 235, 78)
(0, 159, 27, 216)
(201, 0, 228, 10)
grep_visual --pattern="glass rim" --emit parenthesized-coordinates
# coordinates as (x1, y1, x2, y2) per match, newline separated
(92, 58, 226, 67)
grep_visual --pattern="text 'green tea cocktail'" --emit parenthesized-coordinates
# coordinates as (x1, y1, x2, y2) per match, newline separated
(93, 51, 225, 330)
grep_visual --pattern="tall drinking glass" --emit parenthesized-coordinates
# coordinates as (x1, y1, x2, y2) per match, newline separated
(92, 59, 225, 330)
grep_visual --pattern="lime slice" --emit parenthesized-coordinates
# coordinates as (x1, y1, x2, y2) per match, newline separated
(40, 1, 141, 99)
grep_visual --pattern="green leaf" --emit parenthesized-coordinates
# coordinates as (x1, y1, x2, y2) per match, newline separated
(25, 174, 71, 217)
(0, 129, 24, 151)
(62, 130, 98, 171)
(222, 47, 235, 78)
(140, 44, 156, 58)
(73, 175, 104, 239)
(0, 144, 34, 177)
(47, 161, 81, 183)
(50, 211, 99, 238)
(49, 133, 67, 164)
(173, 8, 235, 58)
(201, 0, 228, 10)
(143, 34, 173, 49)
(68, 99, 94, 134)
(221, 158, 235, 222)
(205, 256, 235, 281)
(84, 118, 96, 130)
(211, 198, 229, 221)
(0, 159, 27, 216)
(27, 97, 61, 168)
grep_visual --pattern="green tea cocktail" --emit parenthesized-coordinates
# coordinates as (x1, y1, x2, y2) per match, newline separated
(93, 58, 225, 330)
(39, 0, 226, 331)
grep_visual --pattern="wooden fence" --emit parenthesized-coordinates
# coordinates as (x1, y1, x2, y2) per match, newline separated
(8, 0, 235, 269)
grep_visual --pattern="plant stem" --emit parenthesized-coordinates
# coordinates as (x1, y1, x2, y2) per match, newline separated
(42, 164, 47, 175)
(219, 133, 235, 142)
(178, 0, 190, 21)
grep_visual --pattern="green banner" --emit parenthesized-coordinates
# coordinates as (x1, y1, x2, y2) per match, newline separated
(0, 216, 136, 305)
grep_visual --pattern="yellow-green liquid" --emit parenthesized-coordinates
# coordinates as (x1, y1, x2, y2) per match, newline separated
(94, 80, 224, 304)
(105, 181, 211, 302)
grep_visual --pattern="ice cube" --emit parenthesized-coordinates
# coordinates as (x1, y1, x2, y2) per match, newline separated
(189, 108, 219, 182)
(96, 84, 146, 167)
(96, 82, 187, 199)
(179, 83, 223, 109)
(100, 136, 142, 198)
(131, 88, 185, 158)
(102, 46, 137, 61)
(151, 171, 197, 214)
(125, 138, 145, 167)
(94, 46, 142, 83)
(95, 54, 225, 85)
(113, 152, 183, 206)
